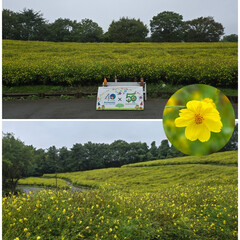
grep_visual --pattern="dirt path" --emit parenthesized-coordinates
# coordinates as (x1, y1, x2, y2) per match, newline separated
(17, 179, 86, 194)
(65, 181, 86, 192)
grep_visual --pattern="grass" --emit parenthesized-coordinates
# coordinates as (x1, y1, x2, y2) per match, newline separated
(42, 154, 237, 193)
(122, 151, 238, 168)
(18, 177, 70, 189)
(3, 84, 238, 98)
(3, 151, 238, 239)
(3, 41, 237, 89)
(2, 85, 98, 94)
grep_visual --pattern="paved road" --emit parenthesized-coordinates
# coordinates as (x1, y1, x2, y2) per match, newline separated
(3, 98, 170, 119)
(3, 98, 238, 119)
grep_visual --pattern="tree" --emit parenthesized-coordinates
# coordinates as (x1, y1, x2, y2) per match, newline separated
(47, 18, 76, 42)
(58, 147, 70, 172)
(184, 17, 224, 42)
(76, 19, 103, 42)
(108, 17, 148, 42)
(150, 11, 184, 42)
(108, 140, 129, 166)
(45, 146, 59, 173)
(2, 133, 34, 193)
(83, 142, 105, 169)
(167, 145, 185, 158)
(158, 140, 170, 159)
(17, 8, 48, 41)
(149, 141, 158, 160)
(222, 34, 238, 42)
(2, 9, 19, 39)
(125, 142, 149, 164)
(69, 143, 86, 171)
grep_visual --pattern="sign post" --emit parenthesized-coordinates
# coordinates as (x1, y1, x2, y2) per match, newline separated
(96, 86, 144, 110)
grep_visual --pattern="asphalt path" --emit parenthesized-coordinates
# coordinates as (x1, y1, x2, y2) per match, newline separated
(3, 98, 238, 119)
(3, 98, 172, 119)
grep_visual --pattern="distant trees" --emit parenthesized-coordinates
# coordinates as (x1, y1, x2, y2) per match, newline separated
(2, 128, 238, 194)
(150, 11, 184, 42)
(2, 133, 34, 193)
(108, 17, 149, 42)
(78, 19, 104, 42)
(46, 18, 103, 42)
(3, 9, 48, 41)
(3, 8, 232, 42)
(47, 18, 76, 42)
(222, 34, 238, 42)
(158, 140, 170, 159)
(2, 9, 18, 39)
(184, 17, 224, 42)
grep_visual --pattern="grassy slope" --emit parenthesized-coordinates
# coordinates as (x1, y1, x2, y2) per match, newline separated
(18, 177, 70, 189)
(3, 40, 237, 89)
(3, 151, 238, 240)
(123, 151, 238, 168)
(43, 151, 237, 192)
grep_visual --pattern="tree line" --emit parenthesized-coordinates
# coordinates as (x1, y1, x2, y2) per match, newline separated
(3, 9, 237, 43)
(2, 124, 238, 193)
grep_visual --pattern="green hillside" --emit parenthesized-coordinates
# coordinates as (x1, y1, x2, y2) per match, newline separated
(3, 151, 238, 240)
(123, 151, 238, 168)
(43, 151, 237, 192)
(3, 40, 237, 88)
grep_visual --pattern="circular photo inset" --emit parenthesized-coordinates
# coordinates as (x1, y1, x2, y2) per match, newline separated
(163, 84, 235, 156)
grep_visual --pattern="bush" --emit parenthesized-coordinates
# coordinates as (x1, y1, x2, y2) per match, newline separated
(3, 40, 238, 88)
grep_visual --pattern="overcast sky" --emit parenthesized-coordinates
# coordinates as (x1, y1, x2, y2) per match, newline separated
(2, 0, 238, 35)
(2, 121, 166, 149)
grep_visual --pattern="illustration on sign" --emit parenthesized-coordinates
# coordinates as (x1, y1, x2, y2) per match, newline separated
(96, 87, 144, 110)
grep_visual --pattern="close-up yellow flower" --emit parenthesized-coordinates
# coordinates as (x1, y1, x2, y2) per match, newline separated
(175, 100, 222, 142)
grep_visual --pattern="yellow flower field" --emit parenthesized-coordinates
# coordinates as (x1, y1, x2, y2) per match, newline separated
(3, 151, 238, 239)
(2, 40, 237, 88)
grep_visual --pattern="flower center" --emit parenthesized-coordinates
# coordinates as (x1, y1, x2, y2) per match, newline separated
(195, 114, 204, 124)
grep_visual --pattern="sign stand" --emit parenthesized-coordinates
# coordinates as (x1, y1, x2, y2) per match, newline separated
(96, 81, 146, 111)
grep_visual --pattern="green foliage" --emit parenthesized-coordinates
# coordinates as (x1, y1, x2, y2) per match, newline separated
(222, 34, 238, 42)
(3, 151, 238, 239)
(77, 19, 103, 42)
(3, 181, 237, 240)
(3, 9, 48, 41)
(108, 17, 148, 42)
(2, 133, 35, 193)
(150, 11, 184, 42)
(158, 139, 170, 159)
(44, 151, 237, 192)
(184, 17, 224, 42)
(18, 177, 70, 189)
(46, 18, 103, 42)
(123, 151, 238, 168)
(3, 40, 238, 88)
(149, 141, 158, 160)
(220, 124, 238, 152)
(47, 18, 76, 42)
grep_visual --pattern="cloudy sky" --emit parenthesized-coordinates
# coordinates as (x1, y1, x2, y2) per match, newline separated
(2, 121, 166, 149)
(2, 0, 238, 35)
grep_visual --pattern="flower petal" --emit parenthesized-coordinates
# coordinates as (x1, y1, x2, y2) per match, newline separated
(197, 124, 211, 142)
(204, 119, 222, 133)
(186, 100, 201, 113)
(175, 117, 194, 127)
(185, 123, 201, 141)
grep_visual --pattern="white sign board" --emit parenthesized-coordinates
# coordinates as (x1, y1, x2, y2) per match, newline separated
(96, 86, 144, 110)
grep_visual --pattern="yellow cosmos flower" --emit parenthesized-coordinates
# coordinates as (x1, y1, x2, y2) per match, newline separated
(175, 100, 222, 142)
(202, 98, 216, 108)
